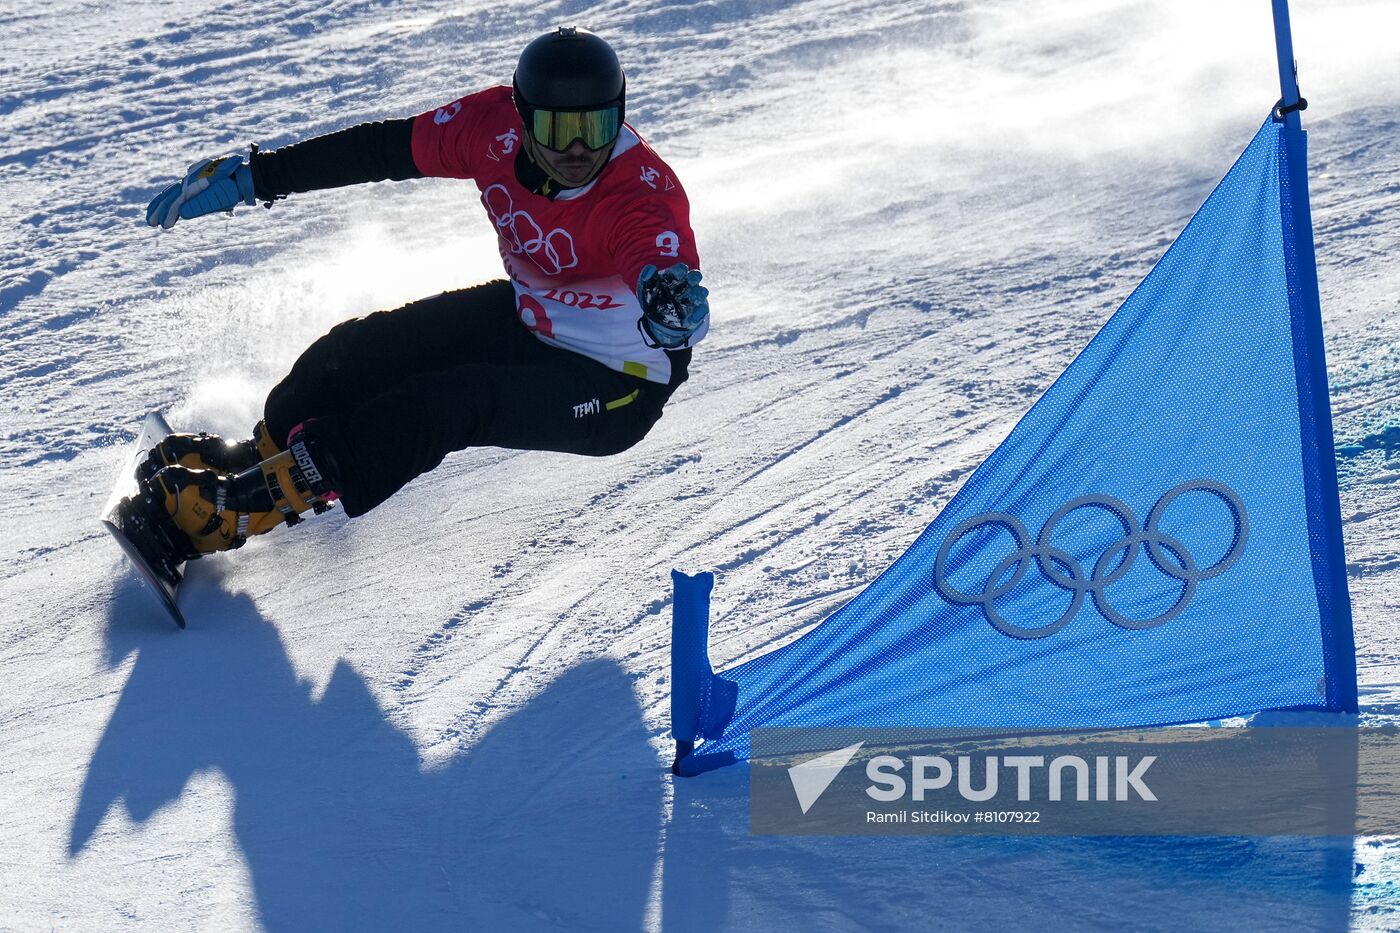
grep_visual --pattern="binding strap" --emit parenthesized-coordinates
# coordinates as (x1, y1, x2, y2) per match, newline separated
(199, 484, 228, 537)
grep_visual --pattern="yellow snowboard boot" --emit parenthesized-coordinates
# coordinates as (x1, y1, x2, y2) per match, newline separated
(151, 424, 339, 554)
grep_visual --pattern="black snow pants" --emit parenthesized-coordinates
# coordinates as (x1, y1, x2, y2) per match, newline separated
(263, 280, 688, 517)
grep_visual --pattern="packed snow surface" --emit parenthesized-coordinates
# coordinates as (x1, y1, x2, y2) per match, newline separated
(2, 0, 1398, 929)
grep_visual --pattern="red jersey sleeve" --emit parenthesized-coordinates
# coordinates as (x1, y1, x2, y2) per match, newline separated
(609, 194, 701, 293)
(410, 86, 511, 180)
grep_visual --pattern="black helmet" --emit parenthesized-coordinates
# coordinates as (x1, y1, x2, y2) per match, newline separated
(513, 27, 626, 120)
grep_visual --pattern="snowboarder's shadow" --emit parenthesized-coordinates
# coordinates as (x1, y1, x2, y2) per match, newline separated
(72, 584, 662, 931)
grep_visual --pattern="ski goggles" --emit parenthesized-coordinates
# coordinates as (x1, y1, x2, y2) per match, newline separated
(525, 104, 622, 152)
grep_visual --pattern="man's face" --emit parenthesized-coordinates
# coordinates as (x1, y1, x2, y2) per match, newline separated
(533, 138, 610, 187)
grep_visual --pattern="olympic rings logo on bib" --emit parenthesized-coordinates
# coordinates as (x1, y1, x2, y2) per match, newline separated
(932, 480, 1248, 640)
(481, 184, 578, 276)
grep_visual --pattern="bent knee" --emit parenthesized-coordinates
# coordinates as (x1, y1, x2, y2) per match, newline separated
(586, 405, 665, 457)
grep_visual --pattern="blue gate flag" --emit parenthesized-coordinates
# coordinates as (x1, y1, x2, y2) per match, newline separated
(672, 113, 1356, 776)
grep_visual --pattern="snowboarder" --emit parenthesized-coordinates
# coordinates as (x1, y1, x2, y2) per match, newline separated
(137, 26, 709, 561)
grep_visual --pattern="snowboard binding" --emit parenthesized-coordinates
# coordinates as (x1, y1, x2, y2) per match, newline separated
(111, 479, 200, 588)
(115, 427, 273, 580)
(136, 431, 263, 486)
(103, 414, 341, 629)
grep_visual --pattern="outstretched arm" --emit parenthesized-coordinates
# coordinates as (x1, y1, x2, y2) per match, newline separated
(249, 118, 422, 201)
(145, 118, 424, 230)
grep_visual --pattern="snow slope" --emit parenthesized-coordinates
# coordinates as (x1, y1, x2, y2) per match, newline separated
(2, 0, 1398, 929)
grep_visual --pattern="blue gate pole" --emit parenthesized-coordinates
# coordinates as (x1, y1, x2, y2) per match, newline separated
(1269, 0, 1358, 712)
(1270, 0, 1304, 129)
(670, 570, 717, 772)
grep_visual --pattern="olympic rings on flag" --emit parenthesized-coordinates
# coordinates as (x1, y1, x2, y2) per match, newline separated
(932, 480, 1248, 639)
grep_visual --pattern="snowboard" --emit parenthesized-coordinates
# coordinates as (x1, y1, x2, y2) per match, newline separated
(101, 411, 188, 629)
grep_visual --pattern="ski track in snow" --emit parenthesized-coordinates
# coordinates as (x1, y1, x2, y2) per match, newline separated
(3, 0, 1400, 929)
